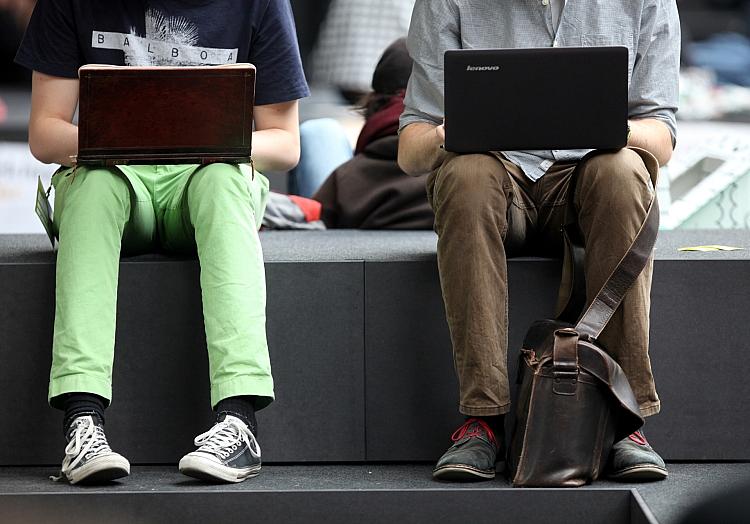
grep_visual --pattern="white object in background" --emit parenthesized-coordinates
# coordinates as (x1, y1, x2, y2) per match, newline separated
(0, 142, 52, 234)
(662, 123, 750, 229)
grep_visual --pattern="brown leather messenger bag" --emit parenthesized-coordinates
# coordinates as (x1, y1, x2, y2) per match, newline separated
(508, 148, 659, 487)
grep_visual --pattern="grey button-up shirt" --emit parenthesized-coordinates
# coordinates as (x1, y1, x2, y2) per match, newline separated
(399, 0, 681, 181)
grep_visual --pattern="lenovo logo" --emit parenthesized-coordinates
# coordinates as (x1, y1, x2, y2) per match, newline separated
(466, 65, 500, 72)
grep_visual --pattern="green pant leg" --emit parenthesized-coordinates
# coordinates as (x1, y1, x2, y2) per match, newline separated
(49, 166, 154, 406)
(160, 163, 273, 409)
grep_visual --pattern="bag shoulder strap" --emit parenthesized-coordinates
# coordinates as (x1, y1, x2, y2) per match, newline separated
(556, 223, 586, 324)
(574, 148, 660, 340)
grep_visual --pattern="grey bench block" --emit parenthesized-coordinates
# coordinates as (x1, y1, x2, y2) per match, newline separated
(363, 258, 561, 461)
(363, 260, 460, 461)
(362, 230, 750, 461)
(109, 259, 366, 463)
(0, 261, 57, 464)
(1, 230, 749, 464)
(0, 238, 365, 465)
(262, 261, 365, 462)
(647, 258, 750, 460)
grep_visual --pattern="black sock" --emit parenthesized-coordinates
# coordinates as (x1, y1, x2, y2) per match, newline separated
(215, 396, 257, 435)
(61, 393, 107, 436)
(474, 415, 505, 440)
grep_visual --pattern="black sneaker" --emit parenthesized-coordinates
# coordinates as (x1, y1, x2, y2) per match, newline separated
(56, 415, 130, 484)
(432, 418, 503, 481)
(179, 415, 261, 483)
(607, 430, 668, 481)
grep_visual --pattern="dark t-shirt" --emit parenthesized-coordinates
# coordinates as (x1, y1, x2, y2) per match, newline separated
(15, 0, 310, 105)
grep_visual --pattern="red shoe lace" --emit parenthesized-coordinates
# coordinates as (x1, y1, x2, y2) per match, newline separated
(451, 418, 497, 447)
(628, 430, 648, 446)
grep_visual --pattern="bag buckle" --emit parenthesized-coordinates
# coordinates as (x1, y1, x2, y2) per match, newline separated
(553, 328, 579, 395)
(553, 369, 578, 395)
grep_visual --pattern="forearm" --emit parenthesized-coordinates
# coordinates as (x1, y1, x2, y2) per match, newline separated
(251, 128, 300, 173)
(28, 72, 79, 166)
(397, 122, 448, 176)
(627, 118, 674, 167)
(29, 121, 300, 171)
(28, 117, 78, 166)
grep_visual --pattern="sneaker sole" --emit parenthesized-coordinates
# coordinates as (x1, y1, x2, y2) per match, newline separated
(179, 454, 261, 483)
(607, 464, 668, 482)
(68, 454, 130, 485)
(433, 464, 496, 481)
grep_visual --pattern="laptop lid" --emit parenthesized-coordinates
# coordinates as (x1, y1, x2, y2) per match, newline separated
(444, 47, 628, 154)
(77, 64, 255, 165)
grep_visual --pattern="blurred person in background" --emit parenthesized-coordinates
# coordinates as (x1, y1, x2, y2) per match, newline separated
(310, 0, 415, 103)
(0, 0, 35, 85)
(684, 0, 750, 87)
(311, 38, 433, 229)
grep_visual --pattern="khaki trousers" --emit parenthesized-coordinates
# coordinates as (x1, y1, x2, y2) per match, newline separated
(426, 149, 660, 418)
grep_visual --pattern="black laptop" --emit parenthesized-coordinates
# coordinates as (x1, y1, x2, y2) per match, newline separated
(443, 47, 628, 153)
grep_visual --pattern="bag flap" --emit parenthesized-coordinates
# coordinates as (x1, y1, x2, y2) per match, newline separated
(527, 323, 644, 440)
(575, 340, 644, 439)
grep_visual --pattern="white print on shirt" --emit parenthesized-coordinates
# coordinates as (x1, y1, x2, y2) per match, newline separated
(91, 8, 237, 66)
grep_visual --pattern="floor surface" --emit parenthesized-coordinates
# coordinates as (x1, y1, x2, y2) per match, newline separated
(1, 463, 748, 523)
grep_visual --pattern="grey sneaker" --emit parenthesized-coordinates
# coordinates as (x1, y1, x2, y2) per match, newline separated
(179, 415, 261, 483)
(607, 430, 668, 481)
(57, 415, 130, 484)
(432, 418, 503, 481)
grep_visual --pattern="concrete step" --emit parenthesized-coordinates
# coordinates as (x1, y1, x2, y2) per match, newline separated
(1, 463, 748, 524)
(0, 230, 749, 465)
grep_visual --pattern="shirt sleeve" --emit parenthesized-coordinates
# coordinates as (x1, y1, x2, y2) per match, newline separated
(14, 0, 82, 78)
(249, 0, 310, 106)
(628, 0, 680, 144)
(399, 0, 460, 131)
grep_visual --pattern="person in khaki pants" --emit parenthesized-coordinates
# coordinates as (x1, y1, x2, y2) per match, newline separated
(398, 0, 680, 482)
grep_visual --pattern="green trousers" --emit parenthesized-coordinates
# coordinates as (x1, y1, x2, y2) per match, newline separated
(49, 162, 273, 409)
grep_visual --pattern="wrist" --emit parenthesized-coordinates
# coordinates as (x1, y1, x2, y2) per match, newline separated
(432, 137, 448, 172)
(435, 122, 448, 153)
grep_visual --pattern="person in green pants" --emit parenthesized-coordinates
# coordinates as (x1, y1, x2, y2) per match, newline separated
(15, 0, 310, 484)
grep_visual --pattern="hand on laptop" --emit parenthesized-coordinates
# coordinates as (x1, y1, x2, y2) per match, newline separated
(398, 120, 449, 175)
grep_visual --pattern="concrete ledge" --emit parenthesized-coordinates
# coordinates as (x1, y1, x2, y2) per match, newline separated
(0, 230, 749, 464)
(5, 463, 749, 524)
(0, 464, 690, 524)
(0, 489, 643, 524)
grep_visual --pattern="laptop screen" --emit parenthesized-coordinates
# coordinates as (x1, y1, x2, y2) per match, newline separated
(444, 47, 628, 153)
(77, 64, 255, 165)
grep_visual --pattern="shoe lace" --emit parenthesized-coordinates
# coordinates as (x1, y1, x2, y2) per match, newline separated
(62, 416, 113, 472)
(451, 418, 497, 447)
(194, 417, 261, 460)
(628, 430, 648, 446)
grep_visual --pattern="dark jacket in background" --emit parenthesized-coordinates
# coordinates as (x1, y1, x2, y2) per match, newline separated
(313, 39, 433, 230)
(313, 134, 434, 229)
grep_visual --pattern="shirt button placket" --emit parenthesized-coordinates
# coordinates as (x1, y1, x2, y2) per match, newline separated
(543, 0, 555, 44)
